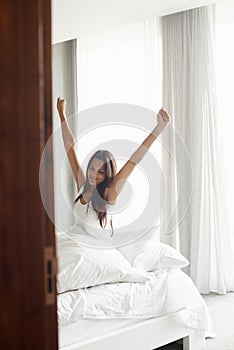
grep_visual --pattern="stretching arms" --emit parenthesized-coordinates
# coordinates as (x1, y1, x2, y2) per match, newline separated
(57, 97, 170, 202)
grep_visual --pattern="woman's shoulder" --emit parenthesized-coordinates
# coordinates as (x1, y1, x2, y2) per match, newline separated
(103, 187, 117, 206)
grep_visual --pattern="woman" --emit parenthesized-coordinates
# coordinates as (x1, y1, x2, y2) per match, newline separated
(57, 97, 170, 238)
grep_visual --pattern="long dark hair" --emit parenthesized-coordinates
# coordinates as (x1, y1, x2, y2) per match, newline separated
(74, 150, 117, 228)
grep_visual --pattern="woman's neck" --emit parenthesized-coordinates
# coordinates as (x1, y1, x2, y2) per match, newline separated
(80, 184, 96, 204)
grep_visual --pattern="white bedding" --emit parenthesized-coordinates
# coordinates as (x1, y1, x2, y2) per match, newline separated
(57, 231, 213, 348)
(56, 230, 188, 294)
(58, 269, 168, 326)
(58, 269, 212, 332)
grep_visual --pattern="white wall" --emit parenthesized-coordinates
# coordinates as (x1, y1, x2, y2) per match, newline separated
(52, 39, 78, 232)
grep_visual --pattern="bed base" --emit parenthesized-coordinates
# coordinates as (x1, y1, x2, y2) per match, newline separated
(60, 311, 205, 350)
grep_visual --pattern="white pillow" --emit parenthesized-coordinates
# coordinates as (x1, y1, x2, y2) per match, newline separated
(117, 226, 189, 271)
(134, 240, 189, 271)
(56, 232, 149, 293)
(117, 226, 160, 264)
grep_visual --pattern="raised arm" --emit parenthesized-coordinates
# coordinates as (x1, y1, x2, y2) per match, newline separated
(105, 108, 170, 204)
(57, 97, 86, 191)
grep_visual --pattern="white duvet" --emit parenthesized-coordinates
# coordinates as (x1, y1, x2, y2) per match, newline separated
(58, 268, 212, 333)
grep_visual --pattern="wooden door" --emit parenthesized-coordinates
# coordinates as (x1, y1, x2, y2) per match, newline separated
(0, 0, 58, 349)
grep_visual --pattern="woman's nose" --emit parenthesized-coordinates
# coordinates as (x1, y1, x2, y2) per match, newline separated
(90, 169, 97, 177)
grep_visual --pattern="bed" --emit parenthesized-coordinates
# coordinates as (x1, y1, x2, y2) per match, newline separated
(56, 228, 212, 350)
(59, 313, 205, 350)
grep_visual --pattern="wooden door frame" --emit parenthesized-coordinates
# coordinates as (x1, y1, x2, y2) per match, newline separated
(0, 0, 58, 349)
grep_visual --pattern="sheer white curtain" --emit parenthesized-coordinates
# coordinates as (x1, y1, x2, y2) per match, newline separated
(160, 5, 234, 294)
(216, 23, 234, 251)
(78, 19, 161, 111)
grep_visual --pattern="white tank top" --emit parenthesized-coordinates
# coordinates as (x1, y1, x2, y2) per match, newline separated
(70, 186, 157, 248)
(73, 194, 115, 240)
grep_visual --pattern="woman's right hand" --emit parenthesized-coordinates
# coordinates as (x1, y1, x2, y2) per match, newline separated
(57, 97, 66, 118)
(156, 107, 170, 132)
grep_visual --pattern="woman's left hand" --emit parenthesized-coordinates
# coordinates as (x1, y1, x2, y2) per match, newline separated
(57, 97, 66, 119)
(156, 108, 170, 132)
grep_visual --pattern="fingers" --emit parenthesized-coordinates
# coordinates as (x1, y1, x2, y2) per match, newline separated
(159, 107, 170, 121)
(57, 96, 65, 103)
(57, 97, 66, 117)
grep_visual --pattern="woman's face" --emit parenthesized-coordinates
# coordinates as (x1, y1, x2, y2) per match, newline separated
(87, 158, 106, 186)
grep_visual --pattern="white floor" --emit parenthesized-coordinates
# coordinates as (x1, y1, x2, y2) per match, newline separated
(157, 292, 234, 350)
(202, 292, 234, 350)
